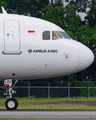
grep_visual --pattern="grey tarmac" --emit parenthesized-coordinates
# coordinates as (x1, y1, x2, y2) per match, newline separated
(0, 109, 96, 120)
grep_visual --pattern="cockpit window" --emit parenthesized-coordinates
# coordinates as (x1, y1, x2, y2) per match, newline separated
(59, 31, 71, 39)
(52, 31, 63, 40)
(43, 31, 50, 40)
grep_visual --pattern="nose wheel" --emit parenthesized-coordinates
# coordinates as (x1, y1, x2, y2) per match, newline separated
(5, 98, 18, 110)
(4, 79, 18, 110)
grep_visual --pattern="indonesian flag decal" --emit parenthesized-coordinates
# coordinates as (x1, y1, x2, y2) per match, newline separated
(28, 30, 35, 34)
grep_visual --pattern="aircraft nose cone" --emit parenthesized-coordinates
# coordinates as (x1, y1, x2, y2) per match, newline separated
(79, 44, 94, 71)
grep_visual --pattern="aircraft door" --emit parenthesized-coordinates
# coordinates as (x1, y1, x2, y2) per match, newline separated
(4, 21, 20, 53)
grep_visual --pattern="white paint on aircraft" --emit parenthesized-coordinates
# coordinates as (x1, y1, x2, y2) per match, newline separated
(0, 7, 93, 80)
(4, 20, 20, 52)
(1, 7, 7, 14)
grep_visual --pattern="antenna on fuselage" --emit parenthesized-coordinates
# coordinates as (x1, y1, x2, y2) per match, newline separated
(1, 7, 7, 14)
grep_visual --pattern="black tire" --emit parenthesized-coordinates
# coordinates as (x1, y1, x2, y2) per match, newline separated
(5, 98, 18, 110)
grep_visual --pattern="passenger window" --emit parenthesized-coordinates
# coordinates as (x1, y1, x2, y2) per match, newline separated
(52, 31, 63, 40)
(43, 31, 50, 40)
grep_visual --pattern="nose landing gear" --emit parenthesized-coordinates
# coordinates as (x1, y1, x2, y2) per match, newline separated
(4, 79, 18, 110)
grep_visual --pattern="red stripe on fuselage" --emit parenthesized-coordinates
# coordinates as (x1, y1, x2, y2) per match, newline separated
(28, 30, 35, 33)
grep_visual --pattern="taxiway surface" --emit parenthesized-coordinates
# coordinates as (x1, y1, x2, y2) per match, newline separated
(0, 109, 96, 119)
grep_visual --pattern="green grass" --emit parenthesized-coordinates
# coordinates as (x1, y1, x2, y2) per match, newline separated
(16, 97, 96, 103)
(0, 97, 96, 109)
(0, 119, 50, 120)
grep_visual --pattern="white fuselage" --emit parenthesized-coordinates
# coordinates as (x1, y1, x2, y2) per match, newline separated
(0, 14, 94, 80)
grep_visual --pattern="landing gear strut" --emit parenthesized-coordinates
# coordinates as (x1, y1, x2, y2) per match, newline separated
(4, 79, 18, 110)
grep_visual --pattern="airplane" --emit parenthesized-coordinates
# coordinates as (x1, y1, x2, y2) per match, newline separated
(0, 7, 94, 110)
